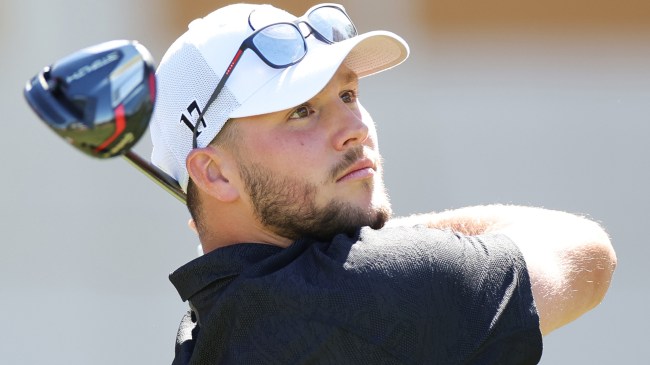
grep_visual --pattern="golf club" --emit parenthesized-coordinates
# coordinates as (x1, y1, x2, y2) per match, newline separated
(24, 40, 186, 204)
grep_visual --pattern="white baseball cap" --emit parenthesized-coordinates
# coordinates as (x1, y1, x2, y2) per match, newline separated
(150, 3, 409, 192)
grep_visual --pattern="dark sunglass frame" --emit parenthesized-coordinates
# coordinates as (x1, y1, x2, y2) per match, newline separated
(248, 3, 358, 45)
(298, 3, 358, 45)
(192, 4, 357, 149)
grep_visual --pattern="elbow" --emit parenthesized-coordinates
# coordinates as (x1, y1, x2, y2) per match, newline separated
(570, 223, 617, 313)
(587, 232, 617, 310)
(541, 229, 617, 336)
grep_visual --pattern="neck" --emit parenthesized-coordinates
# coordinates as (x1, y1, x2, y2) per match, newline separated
(198, 203, 294, 254)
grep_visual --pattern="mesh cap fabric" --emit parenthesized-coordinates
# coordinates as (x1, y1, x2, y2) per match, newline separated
(150, 3, 409, 193)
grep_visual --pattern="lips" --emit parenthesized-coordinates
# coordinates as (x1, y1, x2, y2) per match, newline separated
(336, 157, 376, 182)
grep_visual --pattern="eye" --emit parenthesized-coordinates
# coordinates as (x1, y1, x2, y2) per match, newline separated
(288, 104, 313, 120)
(340, 90, 357, 103)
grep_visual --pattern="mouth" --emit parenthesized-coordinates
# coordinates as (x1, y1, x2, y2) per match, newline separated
(335, 157, 377, 183)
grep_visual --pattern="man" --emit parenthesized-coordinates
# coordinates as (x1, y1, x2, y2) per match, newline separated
(150, 3, 616, 364)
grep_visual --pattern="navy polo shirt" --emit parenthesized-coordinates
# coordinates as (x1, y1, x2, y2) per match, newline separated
(170, 226, 542, 364)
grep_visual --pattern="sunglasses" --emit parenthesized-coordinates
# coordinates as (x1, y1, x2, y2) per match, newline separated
(192, 3, 358, 148)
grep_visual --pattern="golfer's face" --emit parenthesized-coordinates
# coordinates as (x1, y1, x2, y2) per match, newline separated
(229, 64, 391, 240)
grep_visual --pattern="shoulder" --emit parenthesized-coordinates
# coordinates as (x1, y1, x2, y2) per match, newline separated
(342, 226, 527, 280)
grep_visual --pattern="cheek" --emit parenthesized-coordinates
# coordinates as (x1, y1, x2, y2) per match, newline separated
(247, 131, 328, 175)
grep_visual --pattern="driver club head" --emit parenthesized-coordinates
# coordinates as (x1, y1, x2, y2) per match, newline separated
(24, 40, 156, 158)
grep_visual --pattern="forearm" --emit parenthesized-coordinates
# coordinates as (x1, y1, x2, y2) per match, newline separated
(390, 205, 605, 244)
(390, 205, 508, 236)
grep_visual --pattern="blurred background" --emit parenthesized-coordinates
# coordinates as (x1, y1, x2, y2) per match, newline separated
(2, 0, 648, 363)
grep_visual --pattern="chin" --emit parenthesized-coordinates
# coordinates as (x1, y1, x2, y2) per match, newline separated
(354, 194, 392, 230)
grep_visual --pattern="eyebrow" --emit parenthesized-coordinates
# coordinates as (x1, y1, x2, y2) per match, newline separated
(342, 69, 359, 85)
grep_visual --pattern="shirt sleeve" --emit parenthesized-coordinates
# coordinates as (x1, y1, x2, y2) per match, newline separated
(354, 226, 543, 364)
(454, 231, 543, 364)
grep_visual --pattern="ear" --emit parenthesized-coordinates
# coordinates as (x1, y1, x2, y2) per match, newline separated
(187, 218, 198, 235)
(186, 147, 239, 202)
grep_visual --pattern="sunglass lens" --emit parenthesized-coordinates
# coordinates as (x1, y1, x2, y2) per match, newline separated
(308, 6, 357, 43)
(253, 24, 306, 66)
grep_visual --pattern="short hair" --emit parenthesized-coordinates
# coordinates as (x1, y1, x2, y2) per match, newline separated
(186, 119, 240, 234)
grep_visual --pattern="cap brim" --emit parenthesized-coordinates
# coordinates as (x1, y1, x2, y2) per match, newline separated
(229, 30, 409, 118)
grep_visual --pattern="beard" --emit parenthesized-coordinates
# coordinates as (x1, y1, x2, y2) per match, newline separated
(238, 147, 392, 242)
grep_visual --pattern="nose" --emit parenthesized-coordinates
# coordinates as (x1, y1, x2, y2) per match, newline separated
(329, 101, 369, 151)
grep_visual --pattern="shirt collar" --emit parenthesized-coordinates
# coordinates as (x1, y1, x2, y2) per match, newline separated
(169, 243, 283, 301)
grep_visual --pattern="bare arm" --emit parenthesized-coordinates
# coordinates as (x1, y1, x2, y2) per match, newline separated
(387, 205, 617, 336)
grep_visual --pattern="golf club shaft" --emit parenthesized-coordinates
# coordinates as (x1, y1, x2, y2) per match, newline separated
(123, 151, 187, 204)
